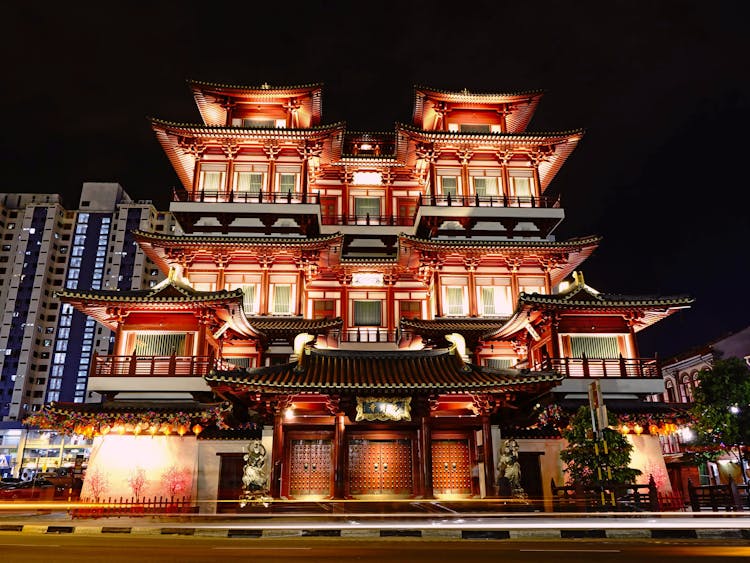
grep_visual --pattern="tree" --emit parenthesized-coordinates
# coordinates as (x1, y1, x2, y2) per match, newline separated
(691, 357, 750, 482)
(127, 467, 148, 500)
(560, 406, 641, 487)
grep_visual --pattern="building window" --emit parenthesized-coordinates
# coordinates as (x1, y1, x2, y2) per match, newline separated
(509, 170, 535, 203)
(241, 285, 258, 314)
(312, 299, 335, 319)
(459, 123, 491, 133)
(569, 335, 620, 359)
(399, 300, 421, 319)
(439, 175, 459, 196)
(201, 170, 224, 191)
(445, 287, 466, 316)
(271, 284, 292, 315)
(278, 173, 297, 193)
(353, 301, 381, 326)
(472, 176, 499, 196)
(479, 286, 512, 316)
(235, 172, 263, 193)
(354, 197, 381, 218)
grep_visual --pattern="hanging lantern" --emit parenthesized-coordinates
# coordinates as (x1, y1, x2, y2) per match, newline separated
(100, 424, 111, 436)
(133, 423, 142, 436)
(192, 424, 203, 436)
(177, 424, 187, 437)
(115, 424, 126, 435)
(648, 424, 659, 435)
(620, 424, 630, 434)
(161, 423, 172, 436)
(148, 424, 159, 437)
(633, 423, 643, 435)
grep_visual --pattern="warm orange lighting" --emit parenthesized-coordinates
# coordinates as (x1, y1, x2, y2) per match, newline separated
(648, 424, 659, 435)
(161, 423, 172, 436)
(115, 425, 126, 435)
(177, 425, 187, 437)
(148, 424, 158, 436)
(633, 424, 643, 435)
(620, 424, 630, 434)
(100, 424, 111, 436)
(191, 424, 203, 436)
(133, 424, 142, 436)
(285, 407, 294, 420)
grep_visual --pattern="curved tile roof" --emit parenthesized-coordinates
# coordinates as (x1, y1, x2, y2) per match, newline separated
(207, 347, 561, 395)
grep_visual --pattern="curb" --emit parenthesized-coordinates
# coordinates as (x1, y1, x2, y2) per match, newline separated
(1, 525, 749, 539)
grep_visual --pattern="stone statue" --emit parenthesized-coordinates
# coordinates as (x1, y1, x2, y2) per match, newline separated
(497, 438, 525, 498)
(239, 440, 270, 507)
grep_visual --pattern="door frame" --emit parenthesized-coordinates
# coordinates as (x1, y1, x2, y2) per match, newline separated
(344, 429, 419, 498)
(282, 430, 335, 499)
(431, 429, 479, 497)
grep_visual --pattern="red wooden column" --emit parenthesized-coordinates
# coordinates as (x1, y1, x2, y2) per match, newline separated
(333, 411, 346, 499)
(270, 410, 285, 498)
(481, 414, 497, 497)
(420, 413, 434, 499)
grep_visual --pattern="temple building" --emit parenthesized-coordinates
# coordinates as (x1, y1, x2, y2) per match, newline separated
(32, 82, 693, 511)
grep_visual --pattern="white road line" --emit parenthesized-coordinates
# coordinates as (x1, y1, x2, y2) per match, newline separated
(213, 547, 313, 550)
(0, 543, 61, 547)
(518, 549, 621, 553)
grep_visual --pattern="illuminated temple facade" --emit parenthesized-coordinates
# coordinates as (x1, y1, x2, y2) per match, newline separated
(46, 82, 693, 510)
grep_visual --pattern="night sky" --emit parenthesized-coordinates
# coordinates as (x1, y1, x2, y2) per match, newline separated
(4, 2, 748, 358)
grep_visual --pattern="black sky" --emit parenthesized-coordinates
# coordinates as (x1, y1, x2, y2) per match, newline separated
(3, 1, 749, 358)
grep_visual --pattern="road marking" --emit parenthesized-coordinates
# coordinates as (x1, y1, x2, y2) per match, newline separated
(518, 549, 620, 553)
(0, 543, 61, 547)
(213, 547, 312, 551)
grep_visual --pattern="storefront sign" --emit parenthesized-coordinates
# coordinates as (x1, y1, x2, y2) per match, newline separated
(355, 397, 411, 422)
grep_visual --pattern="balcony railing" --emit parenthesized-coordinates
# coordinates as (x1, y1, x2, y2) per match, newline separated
(90, 353, 220, 377)
(320, 214, 416, 227)
(534, 356, 661, 378)
(418, 193, 560, 209)
(333, 328, 400, 343)
(181, 190, 320, 205)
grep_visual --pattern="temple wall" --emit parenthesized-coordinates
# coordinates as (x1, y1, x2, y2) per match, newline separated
(81, 435, 198, 502)
(516, 438, 565, 513)
(195, 429, 273, 514)
(626, 434, 672, 493)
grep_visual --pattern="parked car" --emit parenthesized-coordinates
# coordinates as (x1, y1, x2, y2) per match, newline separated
(0, 478, 55, 500)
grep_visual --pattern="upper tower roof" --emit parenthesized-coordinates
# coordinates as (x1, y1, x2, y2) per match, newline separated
(413, 85, 544, 133)
(188, 80, 323, 128)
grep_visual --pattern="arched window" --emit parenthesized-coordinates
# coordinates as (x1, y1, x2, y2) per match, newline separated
(681, 373, 694, 402)
(665, 379, 677, 403)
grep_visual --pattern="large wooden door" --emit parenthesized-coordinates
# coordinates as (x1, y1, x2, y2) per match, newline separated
(397, 197, 418, 225)
(216, 453, 245, 513)
(320, 196, 337, 224)
(348, 438, 413, 497)
(432, 439, 472, 496)
(287, 438, 333, 499)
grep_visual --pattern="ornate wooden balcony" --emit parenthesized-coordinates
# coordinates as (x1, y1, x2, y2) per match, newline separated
(333, 328, 400, 343)
(178, 189, 320, 205)
(418, 193, 560, 209)
(90, 353, 223, 378)
(534, 356, 661, 378)
(320, 214, 416, 227)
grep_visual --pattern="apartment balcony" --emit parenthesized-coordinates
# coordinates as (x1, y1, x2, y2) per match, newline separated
(536, 356, 665, 398)
(415, 192, 565, 238)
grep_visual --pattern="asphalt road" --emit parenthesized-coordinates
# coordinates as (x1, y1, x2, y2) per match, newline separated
(0, 536, 747, 563)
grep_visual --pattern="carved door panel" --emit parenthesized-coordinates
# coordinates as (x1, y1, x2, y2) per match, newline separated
(320, 196, 337, 224)
(289, 439, 332, 498)
(348, 438, 413, 496)
(432, 439, 472, 495)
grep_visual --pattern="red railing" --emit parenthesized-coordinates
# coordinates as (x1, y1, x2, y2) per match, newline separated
(535, 356, 661, 378)
(183, 190, 319, 205)
(72, 495, 195, 518)
(320, 214, 416, 226)
(90, 354, 217, 377)
(418, 193, 560, 209)
(333, 328, 400, 343)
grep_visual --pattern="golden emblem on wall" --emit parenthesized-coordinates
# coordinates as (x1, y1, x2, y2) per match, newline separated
(355, 397, 412, 422)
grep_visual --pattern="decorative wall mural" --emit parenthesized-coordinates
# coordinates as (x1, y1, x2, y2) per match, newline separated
(80, 435, 197, 501)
